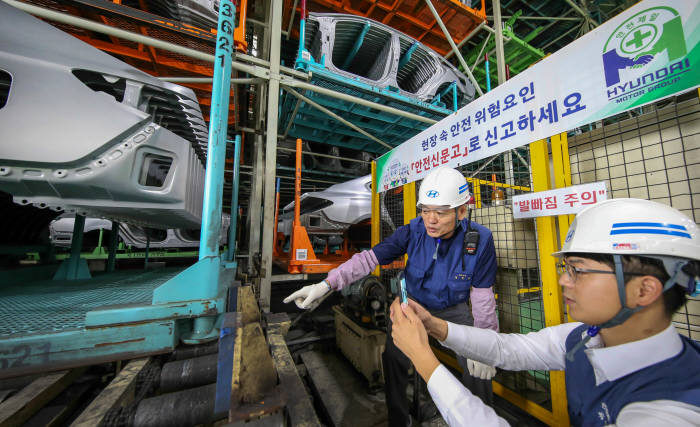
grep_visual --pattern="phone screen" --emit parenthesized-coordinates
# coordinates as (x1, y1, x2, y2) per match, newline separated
(399, 277, 408, 304)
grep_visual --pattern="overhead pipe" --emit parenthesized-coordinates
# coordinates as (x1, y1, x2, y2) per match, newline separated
(276, 165, 360, 179)
(0, 0, 263, 78)
(487, 15, 581, 21)
(470, 32, 491, 72)
(470, 33, 515, 71)
(276, 146, 371, 164)
(277, 175, 337, 185)
(286, 0, 300, 39)
(282, 95, 304, 138)
(563, 0, 598, 28)
(492, 0, 507, 85)
(423, 0, 483, 97)
(273, 177, 281, 256)
(158, 77, 263, 84)
(484, 54, 491, 92)
(445, 21, 486, 60)
(224, 170, 338, 185)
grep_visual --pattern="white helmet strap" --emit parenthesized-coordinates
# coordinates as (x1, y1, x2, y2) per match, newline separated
(566, 255, 643, 361)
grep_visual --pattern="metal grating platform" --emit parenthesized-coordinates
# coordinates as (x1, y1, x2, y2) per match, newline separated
(280, 72, 449, 153)
(0, 268, 182, 337)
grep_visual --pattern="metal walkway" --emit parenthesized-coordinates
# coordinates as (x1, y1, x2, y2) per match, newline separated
(0, 268, 181, 337)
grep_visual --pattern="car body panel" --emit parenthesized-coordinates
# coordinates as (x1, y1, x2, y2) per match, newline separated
(0, 2, 207, 229)
(278, 175, 397, 240)
(304, 13, 475, 108)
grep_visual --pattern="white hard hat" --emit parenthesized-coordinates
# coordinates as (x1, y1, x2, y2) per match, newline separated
(558, 199, 700, 358)
(554, 198, 700, 295)
(417, 167, 471, 208)
(553, 198, 699, 261)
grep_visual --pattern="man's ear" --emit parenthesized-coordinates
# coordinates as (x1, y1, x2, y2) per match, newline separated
(628, 275, 664, 307)
(457, 205, 468, 220)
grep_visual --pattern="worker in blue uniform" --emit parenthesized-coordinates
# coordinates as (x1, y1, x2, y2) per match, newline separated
(284, 167, 499, 425)
(390, 198, 700, 426)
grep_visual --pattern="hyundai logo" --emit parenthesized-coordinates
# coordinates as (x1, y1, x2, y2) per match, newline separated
(427, 190, 439, 198)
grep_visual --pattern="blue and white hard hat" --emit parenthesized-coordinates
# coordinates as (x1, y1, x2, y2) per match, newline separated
(417, 167, 470, 209)
(553, 198, 700, 294)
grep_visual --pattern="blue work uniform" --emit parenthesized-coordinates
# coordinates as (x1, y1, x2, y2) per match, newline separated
(565, 323, 700, 426)
(376, 216, 497, 426)
(372, 216, 497, 310)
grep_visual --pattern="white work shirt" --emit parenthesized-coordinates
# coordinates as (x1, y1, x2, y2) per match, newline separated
(426, 322, 700, 426)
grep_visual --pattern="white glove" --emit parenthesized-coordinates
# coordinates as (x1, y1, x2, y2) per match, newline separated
(283, 280, 331, 309)
(466, 359, 497, 380)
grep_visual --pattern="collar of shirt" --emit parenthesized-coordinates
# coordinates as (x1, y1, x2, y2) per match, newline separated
(583, 324, 683, 386)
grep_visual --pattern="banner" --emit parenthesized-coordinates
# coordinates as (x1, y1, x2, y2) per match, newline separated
(376, 0, 700, 192)
(512, 182, 607, 218)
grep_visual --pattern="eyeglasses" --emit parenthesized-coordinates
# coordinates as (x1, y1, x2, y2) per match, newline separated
(419, 207, 454, 219)
(555, 260, 616, 282)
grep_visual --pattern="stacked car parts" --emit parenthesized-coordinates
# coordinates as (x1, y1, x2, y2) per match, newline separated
(301, 13, 475, 110)
(0, 2, 207, 230)
(49, 214, 231, 250)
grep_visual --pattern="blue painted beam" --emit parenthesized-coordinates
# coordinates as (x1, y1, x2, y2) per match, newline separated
(0, 320, 177, 378)
(53, 214, 90, 280)
(106, 221, 119, 272)
(199, 0, 235, 262)
(398, 41, 419, 69)
(342, 22, 371, 69)
(153, 3, 235, 305)
(85, 298, 223, 327)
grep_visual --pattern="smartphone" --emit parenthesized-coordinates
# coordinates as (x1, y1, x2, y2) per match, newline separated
(399, 276, 408, 305)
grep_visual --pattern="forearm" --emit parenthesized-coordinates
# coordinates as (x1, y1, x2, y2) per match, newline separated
(413, 350, 441, 383)
(427, 365, 509, 426)
(325, 250, 379, 290)
(425, 316, 448, 342)
(441, 322, 580, 371)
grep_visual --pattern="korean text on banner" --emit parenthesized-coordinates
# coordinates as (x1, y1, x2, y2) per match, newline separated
(512, 182, 608, 219)
(376, 0, 700, 192)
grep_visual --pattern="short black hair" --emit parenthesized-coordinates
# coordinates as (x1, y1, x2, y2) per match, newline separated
(565, 252, 685, 317)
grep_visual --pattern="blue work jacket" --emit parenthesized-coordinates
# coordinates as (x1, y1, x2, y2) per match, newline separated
(372, 216, 497, 310)
(565, 323, 700, 426)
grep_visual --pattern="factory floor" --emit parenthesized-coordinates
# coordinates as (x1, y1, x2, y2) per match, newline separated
(271, 281, 547, 427)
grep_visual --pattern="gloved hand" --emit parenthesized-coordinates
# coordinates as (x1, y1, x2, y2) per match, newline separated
(283, 280, 331, 309)
(466, 359, 497, 380)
